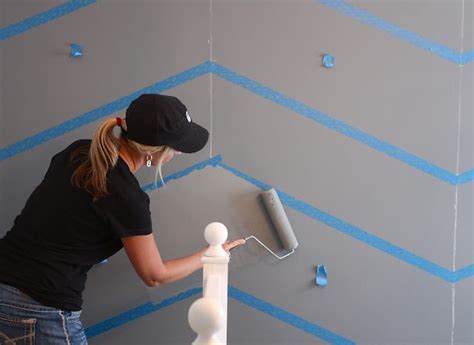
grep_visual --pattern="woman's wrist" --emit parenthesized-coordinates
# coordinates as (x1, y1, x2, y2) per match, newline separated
(194, 247, 207, 269)
(198, 246, 208, 256)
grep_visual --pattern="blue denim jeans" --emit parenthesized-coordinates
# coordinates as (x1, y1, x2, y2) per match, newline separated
(0, 283, 87, 345)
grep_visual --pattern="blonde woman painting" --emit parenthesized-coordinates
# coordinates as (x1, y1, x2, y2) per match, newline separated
(0, 94, 245, 345)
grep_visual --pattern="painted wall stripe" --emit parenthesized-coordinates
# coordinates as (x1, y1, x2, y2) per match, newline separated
(85, 286, 356, 344)
(84, 287, 202, 339)
(217, 161, 472, 283)
(0, 0, 96, 41)
(228, 286, 356, 345)
(0, 61, 211, 161)
(211, 62, 463, 185)
(319, 0, 474, 65)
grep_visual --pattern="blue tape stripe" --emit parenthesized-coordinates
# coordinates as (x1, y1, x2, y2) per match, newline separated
(141, 155, 222, 193)
(211, 62, 461, 185)
(85, 285, 355, 343)
(0, 0, 96, 41)
(319, 0, 471, 65)
(276, 189, 457, 282)
(454, 264, 474, 282)
(143, 157, 471, 282)
(0, 61, 211, 161)
(1, 60, 472, 184)
(457, 169, 474, 185)
(216, 162, 272, 191)
(85, 287, 202, 339)
(461, 50, 474, 65)
(81, 160, 471, 339)
(218, 161, 472, 282)
(229, 286, 356, 345)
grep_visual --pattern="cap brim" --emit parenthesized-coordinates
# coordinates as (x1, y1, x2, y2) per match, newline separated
(170, 122, 209, 153)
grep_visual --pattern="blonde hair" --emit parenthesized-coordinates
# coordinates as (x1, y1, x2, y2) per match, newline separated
(71, 118, 173, 200)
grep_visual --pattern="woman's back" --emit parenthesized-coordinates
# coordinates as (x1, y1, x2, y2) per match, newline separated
(0, 139, 151, 311)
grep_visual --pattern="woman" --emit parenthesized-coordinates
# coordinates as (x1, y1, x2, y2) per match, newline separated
(0, 94, 245, 345)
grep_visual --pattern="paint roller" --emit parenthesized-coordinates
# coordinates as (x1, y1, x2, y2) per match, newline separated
(244, 188, 299, 259)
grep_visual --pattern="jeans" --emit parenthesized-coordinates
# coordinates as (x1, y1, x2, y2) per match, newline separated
(0, 283, 87, 345)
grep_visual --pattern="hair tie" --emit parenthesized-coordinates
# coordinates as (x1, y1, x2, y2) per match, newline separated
(116, 117, 122, 127)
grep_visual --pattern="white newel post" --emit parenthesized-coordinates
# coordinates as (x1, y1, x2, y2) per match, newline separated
(188, 222, 229, 345)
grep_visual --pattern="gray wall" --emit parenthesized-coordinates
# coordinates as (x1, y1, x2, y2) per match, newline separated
(0, 1, 472, 344)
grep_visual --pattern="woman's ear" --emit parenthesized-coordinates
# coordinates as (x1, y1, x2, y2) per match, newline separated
(145, 152, 153, 167)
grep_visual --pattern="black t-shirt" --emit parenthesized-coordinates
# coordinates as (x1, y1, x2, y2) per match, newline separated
(0, 139, 153, 311)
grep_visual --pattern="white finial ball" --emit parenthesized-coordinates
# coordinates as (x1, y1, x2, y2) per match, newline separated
(188, 297, 224, 335)
(204, 222, 228, 246)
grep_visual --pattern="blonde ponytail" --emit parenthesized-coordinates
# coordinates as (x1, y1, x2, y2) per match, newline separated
(71, 118, 119, 200)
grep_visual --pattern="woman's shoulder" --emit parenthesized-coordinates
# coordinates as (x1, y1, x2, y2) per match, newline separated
(53, 139, 91, 157)
(47, 139, 91, 166)
(68, 139, 92, 151)
(104, 167, 149, 209)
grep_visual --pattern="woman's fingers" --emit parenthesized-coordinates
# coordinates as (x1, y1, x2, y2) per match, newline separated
(224, 239, 246, 252)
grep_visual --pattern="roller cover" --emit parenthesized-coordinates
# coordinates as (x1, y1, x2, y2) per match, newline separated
(260, 188, 299, 251)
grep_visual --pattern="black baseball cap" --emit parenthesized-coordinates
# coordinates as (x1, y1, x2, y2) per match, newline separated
(124, 94, 209, 153)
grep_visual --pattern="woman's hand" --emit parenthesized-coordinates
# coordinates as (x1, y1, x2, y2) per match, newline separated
(198, 238, 246, 257)
(223, 238, 246, 254)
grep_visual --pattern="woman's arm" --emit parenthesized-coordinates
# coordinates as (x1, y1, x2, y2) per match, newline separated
(122, 233, 245, 287)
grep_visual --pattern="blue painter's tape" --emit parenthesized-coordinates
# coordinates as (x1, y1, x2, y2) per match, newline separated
(80, 160, 472, 339)
(322, 54, 335, 68)
(229, 286, 355, 345)
(316, 265, 328, 286)
(453, 264, 474, 282)
(85, 287, 202, 339)
(70, 43, 83, 57)
(461, 50, 474, 65)
(211, 62, 460, 185)
(457, 169, 474, 185)
(277, 189, 455, 282)
(141, 155, 223, 193)
(216, 160, 473, 282)
(0, 0, 96, 41)
(0, 61, 211, 161)
(217, 162, 272, 191)
(141, 157, 472, 282)
(85, 285, 355, 344)
(1, 60, 472, 184)
(319, 0, 469, 65)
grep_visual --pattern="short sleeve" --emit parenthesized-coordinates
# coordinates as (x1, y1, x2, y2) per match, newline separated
(95, 181, 153, 239)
